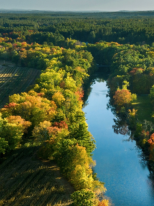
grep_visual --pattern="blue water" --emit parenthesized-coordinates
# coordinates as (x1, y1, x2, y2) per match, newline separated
(83, 80, 154, 206)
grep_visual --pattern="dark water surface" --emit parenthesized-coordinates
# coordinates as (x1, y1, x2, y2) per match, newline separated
(83, 80, 154, 206)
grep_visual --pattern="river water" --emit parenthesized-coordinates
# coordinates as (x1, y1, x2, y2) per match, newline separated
(83, 79, 154, 206)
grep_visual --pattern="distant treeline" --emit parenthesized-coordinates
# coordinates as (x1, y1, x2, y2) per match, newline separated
(1, 12, 154, 45)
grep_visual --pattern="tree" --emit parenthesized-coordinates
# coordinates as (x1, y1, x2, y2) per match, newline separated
(71, 189, 96, 206)
(0, 114, 31, 152)
(32, 121, 51, 143)
(52, 91, 65, 107)
(3, 93, 57, 126)
(113, 88, 133, 106)
(89, 31, 96, 43)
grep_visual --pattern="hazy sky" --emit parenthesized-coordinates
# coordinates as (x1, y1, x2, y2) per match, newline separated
(0, 0, 154, 11)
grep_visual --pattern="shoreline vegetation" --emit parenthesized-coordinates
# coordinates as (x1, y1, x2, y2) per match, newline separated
(1, 12, 154, 205)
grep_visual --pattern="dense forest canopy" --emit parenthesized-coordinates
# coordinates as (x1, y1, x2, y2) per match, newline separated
(1, 11, 154, 45)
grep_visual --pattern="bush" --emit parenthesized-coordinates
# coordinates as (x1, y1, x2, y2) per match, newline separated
(71, 189, 96, 206)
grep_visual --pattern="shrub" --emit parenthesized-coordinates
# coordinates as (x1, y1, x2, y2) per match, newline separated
(71, 189, 96, 206)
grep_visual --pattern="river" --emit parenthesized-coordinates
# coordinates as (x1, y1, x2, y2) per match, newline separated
(83, 78, 154, 206)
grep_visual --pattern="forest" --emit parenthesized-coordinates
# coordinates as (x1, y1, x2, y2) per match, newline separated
(1, 11, 154, 206)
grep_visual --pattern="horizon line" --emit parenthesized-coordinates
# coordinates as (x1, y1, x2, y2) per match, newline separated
(0, 9, 154, 13)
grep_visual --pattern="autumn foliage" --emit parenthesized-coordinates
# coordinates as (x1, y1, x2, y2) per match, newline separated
(0, 34, 106, 205)
(130, 68, 144, 75)
(1, 93, 57, 126)
(148, 133, 154, 145)
(0, 113, 31, 152)
(142, 130, 150, 138)
(113, 89, 132, 106)
(75, 90, 84, 102)
(147, 133, 154, 161)
(53, 121, 68, 129)
(6, 115, 31, 132)
(52, 91, 65, 106)
(98, 199, 109, 206)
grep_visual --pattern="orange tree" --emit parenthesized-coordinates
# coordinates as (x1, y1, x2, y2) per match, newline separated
(148, 133, 154, 161)
(113, 88, 132, 107)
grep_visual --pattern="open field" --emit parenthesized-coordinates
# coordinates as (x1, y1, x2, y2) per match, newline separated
(0, 61, 41, 107)
(0, 147, 73, 206)
(132, 95, 153, 122)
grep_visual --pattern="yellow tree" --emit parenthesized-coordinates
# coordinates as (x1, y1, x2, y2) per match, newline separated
(113, 89, 132, 106)
(52, 91, 65, 107)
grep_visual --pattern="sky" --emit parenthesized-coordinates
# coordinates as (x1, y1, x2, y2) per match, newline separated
(0, 0, 154, 12)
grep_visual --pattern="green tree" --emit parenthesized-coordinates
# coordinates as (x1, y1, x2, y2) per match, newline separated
(71, 189, 96, 206)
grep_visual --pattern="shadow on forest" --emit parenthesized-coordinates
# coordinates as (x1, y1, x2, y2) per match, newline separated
(0, 147, 73, 206)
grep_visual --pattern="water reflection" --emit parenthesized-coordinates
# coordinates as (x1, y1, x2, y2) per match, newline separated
(112, 117, 130, 136)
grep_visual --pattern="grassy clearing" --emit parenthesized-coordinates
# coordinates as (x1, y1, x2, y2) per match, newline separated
(132, 95, 153, 122)
(0, 147, 73, 206)
(0, 61, 41, 108)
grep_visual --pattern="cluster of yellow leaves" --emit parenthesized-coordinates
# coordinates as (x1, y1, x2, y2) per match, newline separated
(69, 146, 94, 190)
(0, 113, 31, 151)
(6, 115, 31, 132)
(52, 91, 65, 107)
(63, 144, 106, 194)
(1, 92, 57, 125)
(147, 51, 154, 58)
(128, 109, 138, 117)
(98, 199, 109, 206)
(33, 120, 69, 142)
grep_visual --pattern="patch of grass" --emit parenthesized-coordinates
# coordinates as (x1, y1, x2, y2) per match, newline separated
(0, 147, 73, 206)
(132, 94, 153, 122)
